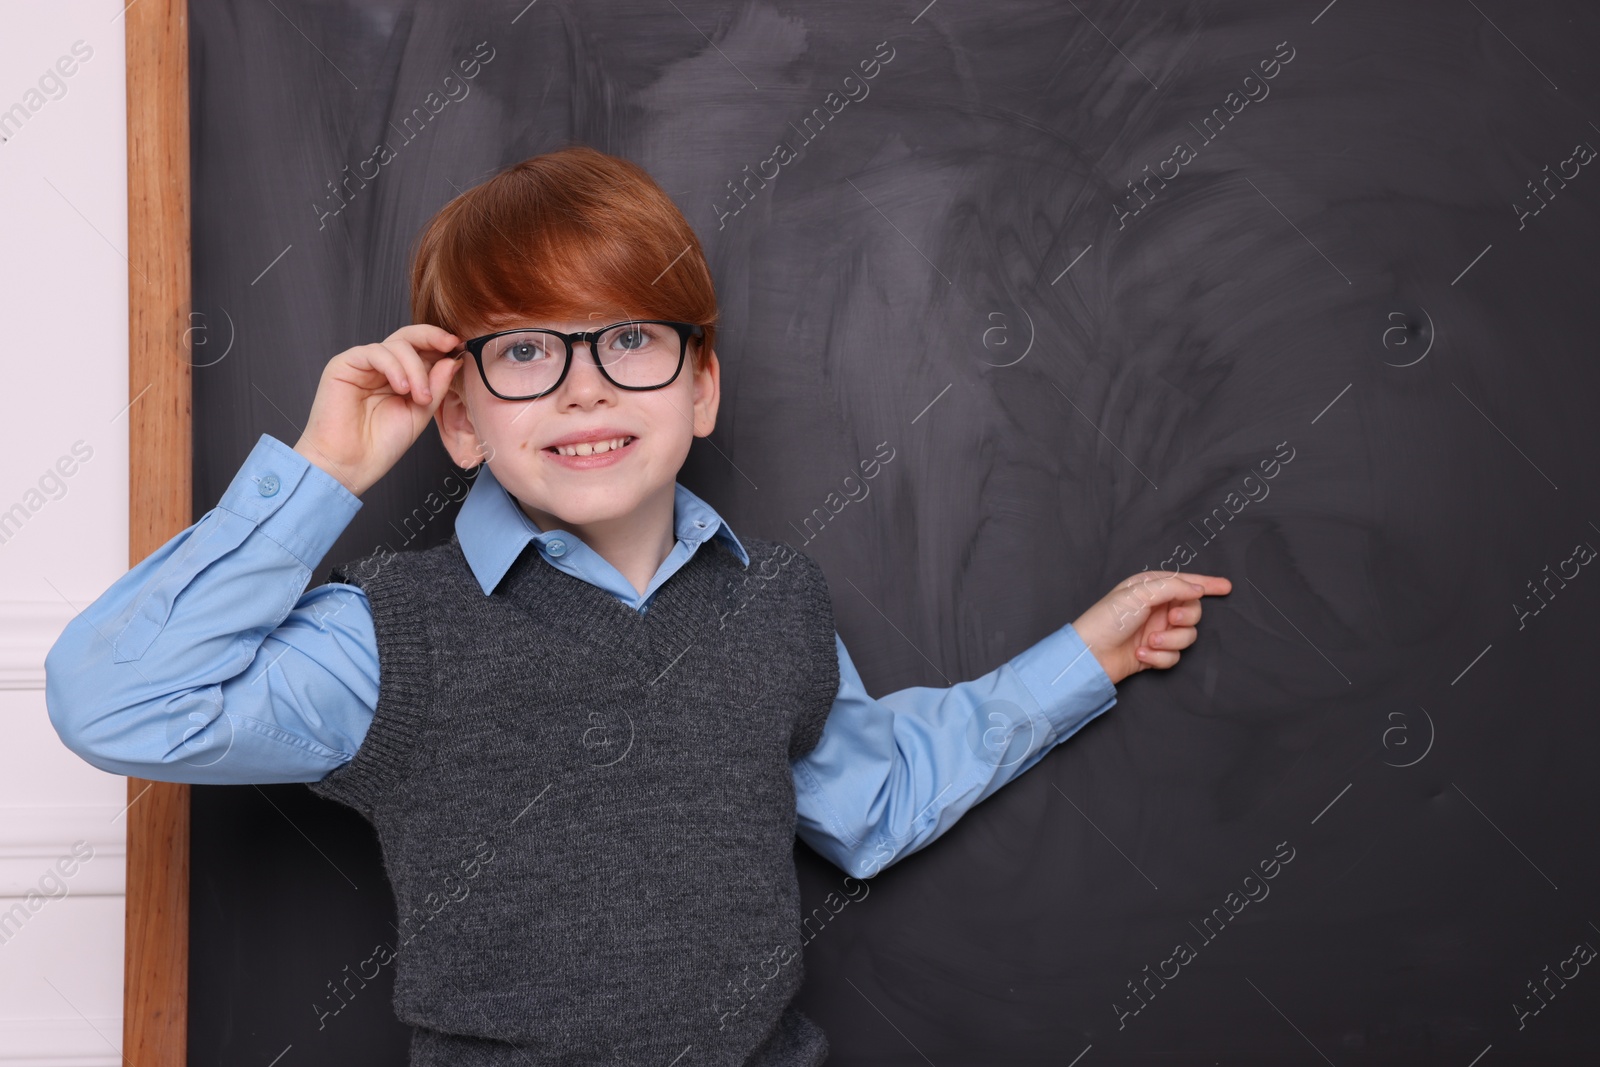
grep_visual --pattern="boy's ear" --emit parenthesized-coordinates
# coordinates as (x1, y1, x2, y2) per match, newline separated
(434, 367, 489, 469)
(692, 346, 720, 439)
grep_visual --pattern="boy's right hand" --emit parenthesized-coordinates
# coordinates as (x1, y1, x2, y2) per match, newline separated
(292, 324, 464, 498)
(1071, 570, 1232, 685)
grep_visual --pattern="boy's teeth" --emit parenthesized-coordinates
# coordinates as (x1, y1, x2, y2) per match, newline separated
(554, 436, 631, 457)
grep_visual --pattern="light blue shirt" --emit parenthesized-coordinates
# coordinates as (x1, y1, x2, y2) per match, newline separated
(44, 433, 1117, 879)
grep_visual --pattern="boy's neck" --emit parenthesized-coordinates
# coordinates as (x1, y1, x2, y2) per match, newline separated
(516, 485, 679, 599)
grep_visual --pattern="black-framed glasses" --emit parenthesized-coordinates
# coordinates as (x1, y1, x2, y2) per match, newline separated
(460, 319, 704, 401)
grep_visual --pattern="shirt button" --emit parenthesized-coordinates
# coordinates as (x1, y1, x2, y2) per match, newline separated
(258, 473, 280, 497)
(546, 538, 567, 557)
(695, 521, 706, 528)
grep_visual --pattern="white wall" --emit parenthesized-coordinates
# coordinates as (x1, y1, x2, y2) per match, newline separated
(0, 3, 130, 1064)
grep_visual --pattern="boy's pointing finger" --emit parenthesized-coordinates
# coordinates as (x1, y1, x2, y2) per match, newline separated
(1181, 574, 1232, 596)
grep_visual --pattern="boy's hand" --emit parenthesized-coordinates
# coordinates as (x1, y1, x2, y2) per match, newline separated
(293, 324, 464, 498)
(1071, 571, 1232, 685)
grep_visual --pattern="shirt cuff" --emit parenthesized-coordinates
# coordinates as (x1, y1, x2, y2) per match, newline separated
(1007, 622, 1118, 743)
(216, 433, 362, 569)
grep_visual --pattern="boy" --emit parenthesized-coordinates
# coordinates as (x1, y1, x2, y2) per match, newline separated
(45, 145, 1227, 1066)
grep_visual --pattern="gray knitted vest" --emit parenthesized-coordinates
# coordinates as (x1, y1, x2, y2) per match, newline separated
(307, 530, 840, 1066)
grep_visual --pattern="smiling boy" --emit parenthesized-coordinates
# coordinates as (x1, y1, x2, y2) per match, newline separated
(46, 145, 1227, 1066)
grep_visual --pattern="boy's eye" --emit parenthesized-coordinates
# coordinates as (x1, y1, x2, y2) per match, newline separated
(500, 337, 554, 364)
(605, 323, 673, 354)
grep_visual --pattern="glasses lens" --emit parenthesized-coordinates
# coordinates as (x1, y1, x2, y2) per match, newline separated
(593, 322, 683, 387)
(481, 331, 565, 398)
(479, 323, 685, 398)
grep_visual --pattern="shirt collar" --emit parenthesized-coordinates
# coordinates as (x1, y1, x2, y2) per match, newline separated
(453, 460, 750, 596)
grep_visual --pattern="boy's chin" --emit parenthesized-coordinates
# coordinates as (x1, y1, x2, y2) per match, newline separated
(529, 490, 653, 530)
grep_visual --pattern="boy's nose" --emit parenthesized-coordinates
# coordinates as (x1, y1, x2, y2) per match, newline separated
(561, 340, 613, 393)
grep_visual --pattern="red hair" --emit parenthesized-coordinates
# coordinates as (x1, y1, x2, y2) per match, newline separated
(410, 144, 718, 368)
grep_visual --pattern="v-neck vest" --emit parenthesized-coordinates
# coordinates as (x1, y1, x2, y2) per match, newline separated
(307, 531, 840, 1066)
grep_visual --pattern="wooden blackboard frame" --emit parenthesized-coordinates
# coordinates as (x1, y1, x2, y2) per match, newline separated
(124, 0, 191, 1063)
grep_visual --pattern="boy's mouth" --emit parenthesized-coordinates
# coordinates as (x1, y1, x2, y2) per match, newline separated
(544, 435, 636, 458)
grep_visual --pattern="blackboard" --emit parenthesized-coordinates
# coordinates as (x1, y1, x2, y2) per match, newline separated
(187, 1, 1600, 1063)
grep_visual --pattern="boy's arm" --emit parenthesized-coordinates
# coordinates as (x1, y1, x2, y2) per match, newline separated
(44, 434, 379, 784)
(793, 626, 1117, 880)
